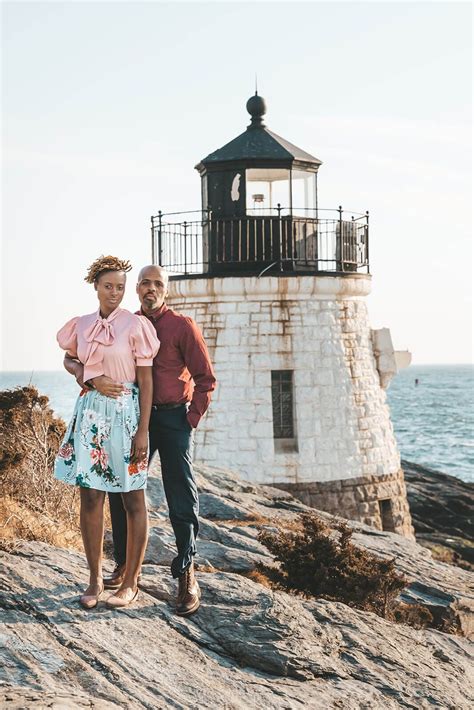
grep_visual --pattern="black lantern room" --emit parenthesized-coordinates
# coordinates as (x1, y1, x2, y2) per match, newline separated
(195, 93, 322, 221)
(151, 94, 369, 277)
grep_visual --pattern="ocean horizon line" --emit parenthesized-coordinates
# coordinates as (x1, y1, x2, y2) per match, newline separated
(2, 363, 473, 374)
(0, 366, 472, 482)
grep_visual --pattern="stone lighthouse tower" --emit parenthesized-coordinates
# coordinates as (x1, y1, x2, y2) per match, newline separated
(151, 94, 413, 538)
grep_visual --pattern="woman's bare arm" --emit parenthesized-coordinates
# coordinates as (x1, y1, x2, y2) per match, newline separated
(130, 366, 153, 463)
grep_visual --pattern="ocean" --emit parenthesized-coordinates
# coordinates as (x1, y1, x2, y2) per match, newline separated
(1, 365, 472, 483)
(386, 364, 473, 483)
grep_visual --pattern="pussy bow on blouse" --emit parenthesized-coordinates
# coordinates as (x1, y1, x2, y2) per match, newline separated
(57, 307, 160, 382)
(82, 308, 120, 381)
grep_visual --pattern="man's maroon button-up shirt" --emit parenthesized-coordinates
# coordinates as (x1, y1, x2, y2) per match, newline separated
(137, 304, 216, 429)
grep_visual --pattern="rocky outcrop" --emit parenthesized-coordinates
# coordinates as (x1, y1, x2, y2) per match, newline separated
(1, 461, 474, 709)
(403, 459, 474, 569)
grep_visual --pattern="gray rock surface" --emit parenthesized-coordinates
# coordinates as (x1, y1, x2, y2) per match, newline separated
(147, 460, 474, 638)
(403, 459, 474, 569)
(349, 526, 474, 637)
(2, 461, 474, 709)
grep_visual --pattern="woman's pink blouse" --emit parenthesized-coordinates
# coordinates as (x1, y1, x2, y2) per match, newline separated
(57, 307, 160, 383)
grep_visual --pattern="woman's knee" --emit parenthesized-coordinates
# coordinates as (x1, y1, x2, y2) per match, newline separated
(80, 488, 105, 512)
(121, 490, 147, 516)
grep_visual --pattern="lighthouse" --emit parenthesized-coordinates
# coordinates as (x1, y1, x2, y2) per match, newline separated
(151, 94, 413, 538)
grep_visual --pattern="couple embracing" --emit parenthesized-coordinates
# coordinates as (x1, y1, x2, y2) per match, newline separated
(54, 255, 216, 614)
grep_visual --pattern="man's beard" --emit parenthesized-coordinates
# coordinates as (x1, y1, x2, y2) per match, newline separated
(143, 296, 164, 312)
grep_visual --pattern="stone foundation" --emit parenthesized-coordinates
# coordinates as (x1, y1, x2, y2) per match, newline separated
(271, 468, 414, 538)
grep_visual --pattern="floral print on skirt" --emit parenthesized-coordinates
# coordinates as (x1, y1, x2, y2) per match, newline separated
(54, 383, 147, 492)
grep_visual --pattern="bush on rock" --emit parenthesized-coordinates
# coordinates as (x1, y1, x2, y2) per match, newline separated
(0, 386, 81, 548)
(258, 512, 432, 627)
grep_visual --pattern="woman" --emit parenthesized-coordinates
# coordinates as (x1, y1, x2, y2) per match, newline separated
(55, 255, 159, 609)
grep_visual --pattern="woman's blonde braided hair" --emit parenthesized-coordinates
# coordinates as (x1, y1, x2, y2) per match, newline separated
(84, 255, 132, 284)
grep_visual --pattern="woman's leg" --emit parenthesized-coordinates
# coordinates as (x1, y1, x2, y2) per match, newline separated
(115, 489, 148, 596)
(80, 488, 106, 594)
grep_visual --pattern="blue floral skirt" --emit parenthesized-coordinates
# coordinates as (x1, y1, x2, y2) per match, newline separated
(54, 383, 148, 492)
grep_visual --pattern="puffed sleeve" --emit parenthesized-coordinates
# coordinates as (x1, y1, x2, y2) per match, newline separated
(57, 316, 80, 357)
(130, 316, 160, 366)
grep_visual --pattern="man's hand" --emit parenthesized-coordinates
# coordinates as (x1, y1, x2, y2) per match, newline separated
(76, 372, 91, 390)
(91, 375, 125, 399)
(130, 428, 148, 464)
(64, 354, 91, 390)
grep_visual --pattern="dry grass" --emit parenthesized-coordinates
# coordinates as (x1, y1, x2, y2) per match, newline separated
(223, 515, 271, 527)
(0, 387, 75, 517)
(0, 386, 81, 549)
(245, 569, 274, 588)
(0, 386, 118, 555)
(425, 543, 460, 565)
(0, 495, 82, 550)
(194, 564, 216, 574)
(417, 539, 473, 571)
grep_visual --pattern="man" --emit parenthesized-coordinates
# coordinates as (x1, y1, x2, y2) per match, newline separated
(65, 264, 216, 615)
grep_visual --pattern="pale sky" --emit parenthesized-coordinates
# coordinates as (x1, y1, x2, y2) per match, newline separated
(2, 0, 472, 370)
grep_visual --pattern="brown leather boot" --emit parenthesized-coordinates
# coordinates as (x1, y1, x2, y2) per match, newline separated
(176, 562, 201, 616)
(103, 564, 125, 590)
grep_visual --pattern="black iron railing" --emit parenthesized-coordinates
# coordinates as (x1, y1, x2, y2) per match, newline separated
(150, 206, 369, 276)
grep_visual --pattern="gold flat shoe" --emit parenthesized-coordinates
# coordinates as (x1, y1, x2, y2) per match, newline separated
(105, 587, 139, 609)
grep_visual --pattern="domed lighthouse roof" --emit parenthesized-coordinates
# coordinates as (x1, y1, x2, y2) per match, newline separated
(195, 93, 322, 173)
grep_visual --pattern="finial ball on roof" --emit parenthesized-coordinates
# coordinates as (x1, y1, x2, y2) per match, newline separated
(246, 93, 267, 119)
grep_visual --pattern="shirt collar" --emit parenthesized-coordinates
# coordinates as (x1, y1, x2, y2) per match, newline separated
(138, 303, 168, 322)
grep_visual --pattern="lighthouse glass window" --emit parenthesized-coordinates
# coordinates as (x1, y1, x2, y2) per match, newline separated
(271, 370, 298, 452)
(290, 170, 316, 218)
(246, 168, 290, 215)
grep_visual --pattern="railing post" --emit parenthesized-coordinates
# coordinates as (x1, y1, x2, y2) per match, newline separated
(208, 207, 213, 272)
(338, 205, 343, 271)
(365, 210, 370, 274)
(151, 216, 155, 263)
(277, 202, 283, 270)
(158, 210, 163, 266)
(204, 206, 211, 273)
(351, 215, 355, 271)
(183, 221, 188, 275)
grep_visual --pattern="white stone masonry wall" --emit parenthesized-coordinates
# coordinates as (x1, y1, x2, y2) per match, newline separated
(168, 276, 401, 486)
